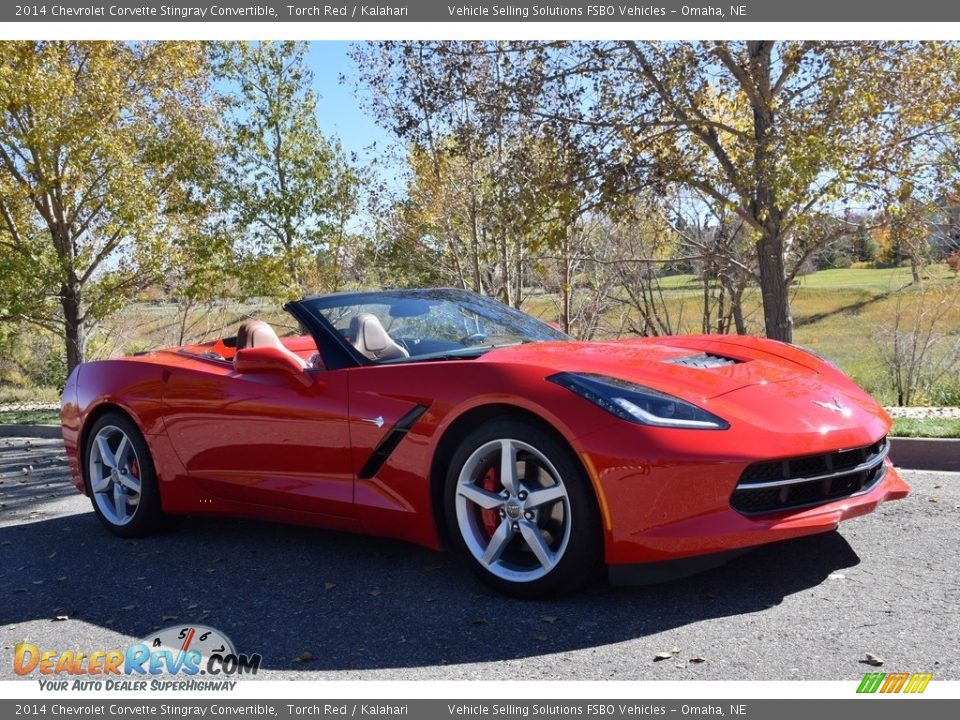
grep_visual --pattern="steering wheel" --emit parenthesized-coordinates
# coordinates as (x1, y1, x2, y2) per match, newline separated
(459, 332, 488, 346)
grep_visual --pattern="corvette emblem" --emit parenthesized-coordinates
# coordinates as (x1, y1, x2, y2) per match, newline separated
(814, 396, 850, 416)
(362, 416, 385, 428)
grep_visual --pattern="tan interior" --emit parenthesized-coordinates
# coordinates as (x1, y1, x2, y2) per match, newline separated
(235, 320, 308, 369)
(349, 313, 409, 361)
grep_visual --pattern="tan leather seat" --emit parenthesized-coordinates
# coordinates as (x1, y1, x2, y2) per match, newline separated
(235, 320, 308, 369)
(349, 313, 409, 361)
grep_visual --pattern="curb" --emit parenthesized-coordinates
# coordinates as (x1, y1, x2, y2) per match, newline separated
(0, 424, 64, 440)
(1, 425, 958, 471)
(888, 437, 960, 472)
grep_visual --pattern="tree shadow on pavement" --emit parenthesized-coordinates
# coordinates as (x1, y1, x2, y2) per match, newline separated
(0, 510, 860, 673)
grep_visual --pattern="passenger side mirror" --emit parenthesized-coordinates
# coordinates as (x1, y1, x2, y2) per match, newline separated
(234, 346, 311, 386)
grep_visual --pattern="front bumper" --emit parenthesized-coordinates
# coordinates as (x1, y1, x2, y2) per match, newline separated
(574, 418, 910, 569)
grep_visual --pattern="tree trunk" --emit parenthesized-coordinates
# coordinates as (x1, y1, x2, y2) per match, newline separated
(909, 255, 921, 284)
(756, 230, 793, 342)
(61, 281, 84, 375)
(746, 42, 793, 344)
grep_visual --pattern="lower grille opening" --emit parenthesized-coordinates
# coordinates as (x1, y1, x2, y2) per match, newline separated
(731, 438, 888, 515)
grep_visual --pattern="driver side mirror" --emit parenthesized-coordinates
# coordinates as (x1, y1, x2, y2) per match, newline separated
(234, 346, 312, 387)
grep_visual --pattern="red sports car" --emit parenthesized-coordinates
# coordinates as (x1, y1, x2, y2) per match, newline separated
(60, 288, 909, 597)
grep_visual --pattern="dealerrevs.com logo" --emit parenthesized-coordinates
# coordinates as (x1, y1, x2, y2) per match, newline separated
(14, 625, 261, 691)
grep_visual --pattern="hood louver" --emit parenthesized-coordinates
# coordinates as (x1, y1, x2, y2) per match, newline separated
(666, 353, 740, 369)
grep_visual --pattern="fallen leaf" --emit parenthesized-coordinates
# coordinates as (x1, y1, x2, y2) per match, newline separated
(52, 616, 69, 622)
(471, 618, 488, 626)
(324, 582, 336, 591)
(541, 616, 558, 624)
(47, 552, 56, 559)
(929, 497, 941, 504)
(533, 634, 547, 641)
(671, 646, 682, 654)
(121, 604, 137, 611)
(369, 588, 382, 597)
(690, 657, 707, 664)
(162, 615, 177, 622)
(675, 662, 686, 669)
(828, 572, 846, 580)
(865, 653, 884, 666)
(654, 652, 672, 661)
(293, 651, 314, 663)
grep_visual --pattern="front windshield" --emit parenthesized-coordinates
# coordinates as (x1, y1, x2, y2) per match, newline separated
(299, 289, 569, 363)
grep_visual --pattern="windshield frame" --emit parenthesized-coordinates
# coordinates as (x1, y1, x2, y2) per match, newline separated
(286, 288, 570, 370)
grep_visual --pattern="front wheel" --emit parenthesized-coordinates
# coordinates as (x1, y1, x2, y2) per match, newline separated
(444, 419, 602, 598)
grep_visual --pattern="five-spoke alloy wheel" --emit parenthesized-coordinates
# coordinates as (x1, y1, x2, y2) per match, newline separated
(85, 412, 163, 537)
(445, 419, 601, 598)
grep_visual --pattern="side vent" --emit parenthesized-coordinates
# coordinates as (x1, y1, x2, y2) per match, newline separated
(357, 405, 429, 479)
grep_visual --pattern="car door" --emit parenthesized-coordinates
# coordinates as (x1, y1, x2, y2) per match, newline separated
(162, 358, 354, 519)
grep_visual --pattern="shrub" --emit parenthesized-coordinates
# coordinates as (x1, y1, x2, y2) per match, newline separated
(946, 251, 960, 273)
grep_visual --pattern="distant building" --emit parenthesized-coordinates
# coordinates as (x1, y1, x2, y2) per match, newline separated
(931, 192, 960, 257)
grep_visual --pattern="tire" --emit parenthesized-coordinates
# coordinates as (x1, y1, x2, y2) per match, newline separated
(444, 419, 602, 598)
(83, 411, 164, 537)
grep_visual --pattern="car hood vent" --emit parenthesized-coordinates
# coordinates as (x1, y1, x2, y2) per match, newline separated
(665, 353, 741, 369)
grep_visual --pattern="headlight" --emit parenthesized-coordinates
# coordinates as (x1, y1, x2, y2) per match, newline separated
(548, 372, 729, 430)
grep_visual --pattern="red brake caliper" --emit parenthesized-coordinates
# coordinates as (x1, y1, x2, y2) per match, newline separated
(479, 465, 501, 537)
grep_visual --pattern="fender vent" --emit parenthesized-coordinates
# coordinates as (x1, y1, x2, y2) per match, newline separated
(666, 353, 740, 369)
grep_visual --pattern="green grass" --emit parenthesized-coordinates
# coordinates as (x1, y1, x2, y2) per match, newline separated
(890, 417, 960, 439)
(0, 386, 61, 405)
(0, 408, 60, 425)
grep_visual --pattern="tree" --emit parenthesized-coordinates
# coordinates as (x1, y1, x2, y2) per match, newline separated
(216, 41, 358, 299)
(382, 41, 960, 342)
(0, 41, 214, 373)
(352, 41, 596, 309)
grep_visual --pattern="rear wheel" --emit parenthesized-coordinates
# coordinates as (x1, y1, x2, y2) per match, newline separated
(85, 412, 164, 537)
(444, 419, 602, 598)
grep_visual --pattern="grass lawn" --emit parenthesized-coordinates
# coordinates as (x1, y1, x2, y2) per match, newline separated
(0, 386, 61, 406)
(0, 409, 60, 425)
(890, 417, 960, 439)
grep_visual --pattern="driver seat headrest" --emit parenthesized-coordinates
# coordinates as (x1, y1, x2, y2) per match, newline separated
(349, 313, 409, 361)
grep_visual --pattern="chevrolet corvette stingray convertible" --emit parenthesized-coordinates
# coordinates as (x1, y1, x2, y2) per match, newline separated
(61, 288, 909, 597)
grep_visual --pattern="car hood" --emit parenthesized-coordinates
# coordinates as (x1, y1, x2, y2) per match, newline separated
(481, 335, 821, 402)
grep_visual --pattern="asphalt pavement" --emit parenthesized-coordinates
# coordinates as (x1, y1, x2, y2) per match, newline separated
(1, 436, 957, 681)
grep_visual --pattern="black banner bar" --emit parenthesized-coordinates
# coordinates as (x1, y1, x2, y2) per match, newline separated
(5, 1, 960, 23)
(2, 699, 959, 719)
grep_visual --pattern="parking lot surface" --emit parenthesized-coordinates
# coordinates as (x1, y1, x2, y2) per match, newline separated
(1, 436, 957, 681)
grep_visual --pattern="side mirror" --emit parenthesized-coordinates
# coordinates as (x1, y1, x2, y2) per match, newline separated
(234, 346, 311, 387)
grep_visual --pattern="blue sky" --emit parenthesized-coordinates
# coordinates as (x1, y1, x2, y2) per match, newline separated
(306, 42, 395, 168)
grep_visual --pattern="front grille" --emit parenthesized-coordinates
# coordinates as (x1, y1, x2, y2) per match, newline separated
(666, 353, 740, 369)
(731, 437, 889, 515)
